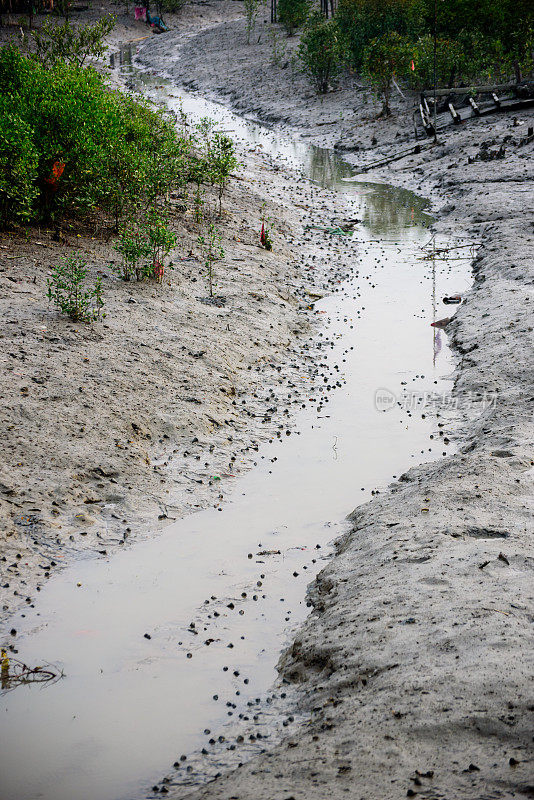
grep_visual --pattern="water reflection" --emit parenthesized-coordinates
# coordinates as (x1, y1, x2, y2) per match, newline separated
(109, 44, 134, 69)
(353, 183, 430, 237)
(306, 144, 354, 185)
(113, 45, 431, 240)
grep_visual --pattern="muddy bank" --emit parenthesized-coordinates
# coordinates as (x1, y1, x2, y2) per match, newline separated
(132, 7, 534, 800)
(138, 9, 416, 151)
(0, 17, 355, 627)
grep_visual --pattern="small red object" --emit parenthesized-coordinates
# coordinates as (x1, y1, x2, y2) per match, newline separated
(431, 317, 451, 328)
(45, 160, 65, 188)
(411, 60, 415, 71)
(260, 222, 266, 247)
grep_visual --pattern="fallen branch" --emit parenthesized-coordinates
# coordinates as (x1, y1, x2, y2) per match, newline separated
(1, 650, 63, 692)
(342, 142, 433, 175)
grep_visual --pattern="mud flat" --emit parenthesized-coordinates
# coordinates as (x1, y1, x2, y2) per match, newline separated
(0, 12, 353, 625)
(135, 7, 534, 800)
(0, 4, 532, 799)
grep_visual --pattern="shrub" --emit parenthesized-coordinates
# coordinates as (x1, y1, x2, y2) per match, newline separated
(422, 0, 534, 66)
(297, 13, 345, 93)
(0, 100, 38, 228)
(277, 0, 310, 36)
(47, 254, 104, 322)
(363, 31, 412, 115)
(188, 119, 237, 218)
(336, 0, 532, 85)
(31, 15, 116, 68)
(145, 207, 177, 282)
(112, 209, 176, 283)
(0, 45, 193, 229)
(268, 25, 288, 65)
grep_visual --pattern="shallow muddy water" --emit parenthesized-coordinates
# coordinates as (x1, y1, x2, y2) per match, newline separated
(0, 51, 472, 800)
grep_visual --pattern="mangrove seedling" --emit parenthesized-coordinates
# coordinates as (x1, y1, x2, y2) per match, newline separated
(146, 208, 178, 283)
(260, 202, 274, 250)
(198, 223, 224, 298)
(113, 219, 152, 281)
(210, 133, 238, 216)
(47, 254, 104, 322)
(243, 0, 261, 43)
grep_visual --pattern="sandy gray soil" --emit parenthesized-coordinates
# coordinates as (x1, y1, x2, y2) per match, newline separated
(132, 5, 534, 800)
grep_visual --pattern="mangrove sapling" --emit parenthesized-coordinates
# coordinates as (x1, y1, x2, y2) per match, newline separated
(190, 118, 217, 220)
(47, 254, 104, 322)
(198, 224, 224, 298)
(297, 13, 345, 93)
(113, 220, 152, 281)
(209, 133, 238, 217)
(268, 25, 288, 65)
(243, 0, 261, 43)
(260, 202, 274, 250)
(193, 185, 206, 224)
(188, 154, 208, 222)
(146, 208, 177, 283)
(363, 31, 411, 116)
(196, 117, 217, 157)
(144, 114, 192, 206)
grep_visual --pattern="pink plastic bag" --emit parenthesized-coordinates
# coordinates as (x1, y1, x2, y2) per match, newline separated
(134, 6, 146, 21)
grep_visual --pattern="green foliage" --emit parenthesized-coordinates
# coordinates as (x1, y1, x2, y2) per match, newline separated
(188, 119, 238, 218)
(210, 133, 238, 216)
(0, 100, 38, 227)
(267, 25, 288, 66)
(407, 34, 462, 89)
(363, 31, 412, 115)
(145, 207, 177, 282)
(422, 0, 533, 65)
(112, 219, 152, 281)
(243, 0, 261, 44)
(47, 254, 104, 322)
(0, 45, 192, 228)
(198, 223, 224, 297)
(277, 0, 309, 37)
(337, 0, 533, 87)
(31, 15, 116, 68)
(337, 0, 423, 68)
(113, 209, 177, 283)
(260, 202, 273, 250)
(297, 13, 345, 94)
